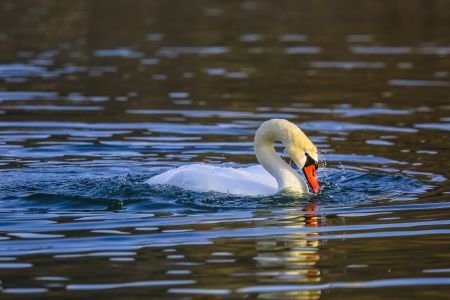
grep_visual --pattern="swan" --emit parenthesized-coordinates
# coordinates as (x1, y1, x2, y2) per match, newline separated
(146, 119, 320, 196)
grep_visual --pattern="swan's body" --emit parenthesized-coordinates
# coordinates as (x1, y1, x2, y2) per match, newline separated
(147, 164, 277, 196)
(146, 119, 319, 196)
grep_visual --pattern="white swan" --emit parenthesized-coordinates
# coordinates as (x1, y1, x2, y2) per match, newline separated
(146, 119, 320, 196)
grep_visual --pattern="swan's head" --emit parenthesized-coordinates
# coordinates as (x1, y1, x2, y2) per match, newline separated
(287, 135, 320, 193)
(254, 119, 321, 194)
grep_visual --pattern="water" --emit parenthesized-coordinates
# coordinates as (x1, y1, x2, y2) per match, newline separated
(0, 0, 449, 298)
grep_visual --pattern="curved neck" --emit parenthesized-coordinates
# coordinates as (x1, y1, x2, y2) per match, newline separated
(254, 121, 308, 192)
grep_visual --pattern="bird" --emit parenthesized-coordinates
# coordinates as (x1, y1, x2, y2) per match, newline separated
(146, 119, 320, 196)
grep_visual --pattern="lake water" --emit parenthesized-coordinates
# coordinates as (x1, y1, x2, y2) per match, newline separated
(0, 0, 449, 299)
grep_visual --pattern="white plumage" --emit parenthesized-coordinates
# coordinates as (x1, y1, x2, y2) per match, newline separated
(147, 164, 277, 196)
(146, 119, 319, 196)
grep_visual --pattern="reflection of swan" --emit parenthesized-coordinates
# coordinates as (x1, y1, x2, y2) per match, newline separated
(248, 204, 321, 299)
(146, 119, 320, 196)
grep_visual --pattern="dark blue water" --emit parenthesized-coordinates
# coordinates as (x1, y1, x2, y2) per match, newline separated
(1, 0, 449, 299)
(0, 167, 427, 212)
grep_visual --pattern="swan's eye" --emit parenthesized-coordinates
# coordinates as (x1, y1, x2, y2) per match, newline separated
(304, 153, 319, 170)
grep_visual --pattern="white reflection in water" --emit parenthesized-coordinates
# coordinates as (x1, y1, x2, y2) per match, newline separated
(67, 280, 195, 291)
(240, 34, 264, 42)
(279, 34, 308, 42)
(346, 34, 374, 43)
(94, 48, 143, 58)
(286, 47, 321, 54)
(351, 46, 412, 54)
(389, 79, 450, 87)
(310, 61, 385, 69)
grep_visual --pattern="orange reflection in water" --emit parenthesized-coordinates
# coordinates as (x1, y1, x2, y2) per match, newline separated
(252, 203, 322, 299)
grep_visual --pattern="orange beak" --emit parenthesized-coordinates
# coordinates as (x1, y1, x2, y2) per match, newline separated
(302, 164, 320, 193)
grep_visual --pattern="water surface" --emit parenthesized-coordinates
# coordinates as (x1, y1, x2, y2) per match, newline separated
(0, 0, 449, 299)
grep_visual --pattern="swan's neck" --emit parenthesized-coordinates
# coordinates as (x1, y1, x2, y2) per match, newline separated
(254, 121, 308, 192)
